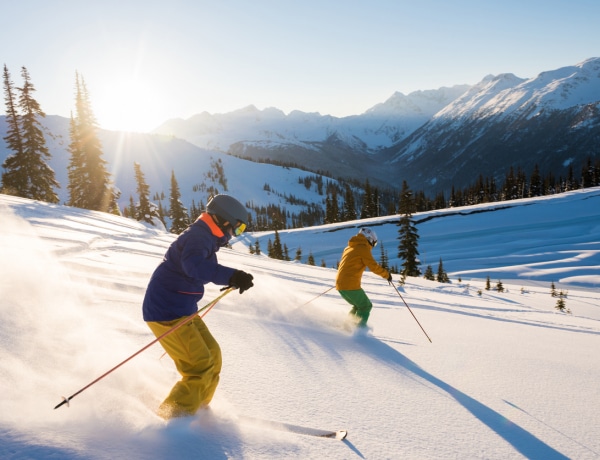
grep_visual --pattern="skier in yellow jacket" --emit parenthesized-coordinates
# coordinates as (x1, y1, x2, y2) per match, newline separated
(336, 228, 391, 327)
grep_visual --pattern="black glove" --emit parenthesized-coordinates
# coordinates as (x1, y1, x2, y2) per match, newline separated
(387, 273, 393, 282)
(229, 270, 254, 294)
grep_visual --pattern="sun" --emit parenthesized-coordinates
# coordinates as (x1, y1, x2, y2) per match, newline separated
(91, 74, 167, 133)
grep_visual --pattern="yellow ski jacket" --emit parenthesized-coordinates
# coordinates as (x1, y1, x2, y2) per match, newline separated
(335, 233, 390, 290)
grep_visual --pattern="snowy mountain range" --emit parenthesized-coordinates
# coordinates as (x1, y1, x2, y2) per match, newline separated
(154, 57, 600, 193)
(150, 85, 471, 190)
(383, 57, 600, 192)
(154, 85, 471, 152)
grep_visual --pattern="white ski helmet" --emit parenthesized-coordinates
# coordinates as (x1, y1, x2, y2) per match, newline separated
(359, 227, 378, 247)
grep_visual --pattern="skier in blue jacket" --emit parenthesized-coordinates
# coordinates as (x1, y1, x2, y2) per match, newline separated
(143, 194, 254, 419)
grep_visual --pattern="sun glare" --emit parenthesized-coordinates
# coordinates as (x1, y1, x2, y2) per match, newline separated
(92, 75, 165, 133)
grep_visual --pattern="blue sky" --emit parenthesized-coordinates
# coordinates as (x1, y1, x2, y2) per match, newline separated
(2, 0, 598, 132)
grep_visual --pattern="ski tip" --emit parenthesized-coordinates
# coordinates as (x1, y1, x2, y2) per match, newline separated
(318, 429, 347, 440)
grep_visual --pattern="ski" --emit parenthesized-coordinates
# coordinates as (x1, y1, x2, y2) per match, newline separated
(237, 415, 347, 440)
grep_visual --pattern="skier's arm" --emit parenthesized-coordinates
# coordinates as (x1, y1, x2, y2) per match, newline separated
(362, 248, 390, 280)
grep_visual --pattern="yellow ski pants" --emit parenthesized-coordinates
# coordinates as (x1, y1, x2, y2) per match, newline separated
(147, 316, 222, 419)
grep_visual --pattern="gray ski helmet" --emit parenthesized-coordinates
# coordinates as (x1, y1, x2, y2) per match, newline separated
(359, 227, 378, 247)
(206, 194, 248, 226)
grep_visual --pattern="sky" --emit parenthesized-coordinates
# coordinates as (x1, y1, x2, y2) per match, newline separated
(1, 0, 599, 132)
(0, 188, 599, 459)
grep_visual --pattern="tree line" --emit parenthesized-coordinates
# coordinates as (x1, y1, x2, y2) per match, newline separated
(2, 65, 119, 213)
(1, 65, 194, 234)
(323, 160, 600, 225)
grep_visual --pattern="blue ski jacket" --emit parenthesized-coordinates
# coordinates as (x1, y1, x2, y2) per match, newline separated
(142, 213, 236, 322)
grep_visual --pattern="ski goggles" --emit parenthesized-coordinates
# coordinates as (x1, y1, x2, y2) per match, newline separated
(233, 221, 247, 236)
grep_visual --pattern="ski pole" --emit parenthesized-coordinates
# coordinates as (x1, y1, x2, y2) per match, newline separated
(54, 287, 234, 410)
(301, 286, 335, 306)
(389, 281, 432, 343)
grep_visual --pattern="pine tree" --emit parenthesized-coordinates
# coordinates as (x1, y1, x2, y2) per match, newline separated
(307, 252, 315, 266)
(565, 165, 577, 191)
(550, 281, 557, 297)
(168, 170, 189, 233)
(397, 180, 421, 281)
(342, 184, 357, 221)
(255, 239, 261, 255)
(580, 157, 597, 188)
(370, 186, 380, 217)
(529, 164, 543, 197)
(423, 265, 435, 281)
(1, 65, 59, 202)
(325, 188, 339, 224)
(379, 242, 389, 271)
(360, 179, 373, 218)
(555, 295, 566, 312)
(485, 275, 491, 290)
(133, 162, 158, 225)
(555, 290, 569, 313)
(436, 258, 450, 283)
(67, 115, 85, 207)
(67, 72, 117, 212)
(502, 166, 518, 201)
(270, 230, 284, 260)
(188, 200, 201, 221)
(2, 64, 26, 197)
(125, 195, 136, 218)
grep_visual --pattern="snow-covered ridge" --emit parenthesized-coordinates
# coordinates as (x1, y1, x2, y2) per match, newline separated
(154, 85, 471, 151)
(436, 57, 600, 121)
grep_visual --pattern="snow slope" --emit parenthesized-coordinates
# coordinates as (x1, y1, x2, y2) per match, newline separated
(0, 190, 599, 459)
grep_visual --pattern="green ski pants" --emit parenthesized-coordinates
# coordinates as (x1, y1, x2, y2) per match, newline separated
(338, 288, 373, 326)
